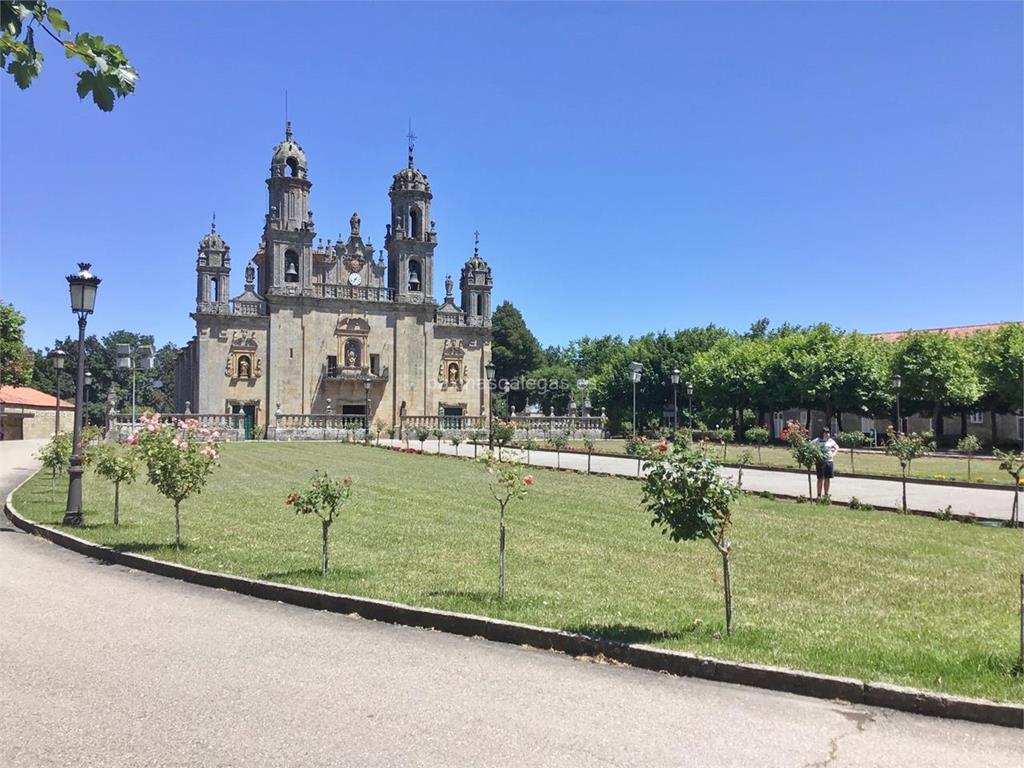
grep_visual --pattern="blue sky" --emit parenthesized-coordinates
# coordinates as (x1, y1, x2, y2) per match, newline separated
(2, 1, 1021, 352)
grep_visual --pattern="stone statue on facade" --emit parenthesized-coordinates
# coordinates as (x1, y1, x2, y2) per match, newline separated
(350, 212, 360, 237)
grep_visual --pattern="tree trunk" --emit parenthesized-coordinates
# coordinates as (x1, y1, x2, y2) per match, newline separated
(498, 509, 506, 599)
(967, 456, 972, 481)
(934, 404, 945, 438)
(737, 466, 744, 490)
(174, 501, 181, 549)
(836, 411, 844, 432)
(824, 403, 834, 431)
(1013, 487, 1019, 527)
(1018, 574, 1023, 670)
(991, 410, 999, 448)
(556, 449, 560, 469)
(849, 447, 855, 474)
(587, 452, 592, 474)
(114, 481, 120, 526)
(806, 467, 813, 500)
(720, 540, 734, 636)
(473, 441, 478, 458)
(321, 519, 330, 575)
(960, 411, 968, 438)
(901, 469, 908, 513)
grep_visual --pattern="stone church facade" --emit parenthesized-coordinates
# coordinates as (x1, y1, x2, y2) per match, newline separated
(175, 124, 493, 432)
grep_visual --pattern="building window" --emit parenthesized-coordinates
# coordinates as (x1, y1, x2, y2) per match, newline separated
(474, 293, 482, 316)
(369, 353, 380, 375)
(969, 412, 984, 425)
(409, 207, 421, 240)
(326, 355, 337, 377)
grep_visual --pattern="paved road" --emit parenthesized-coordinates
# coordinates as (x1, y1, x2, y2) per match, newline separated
(384, 439, 1018, 522)
(1, 440, 1020, 767)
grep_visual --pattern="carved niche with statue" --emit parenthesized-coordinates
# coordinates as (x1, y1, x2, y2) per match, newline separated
(437, 338, 466, 390)
(335, 315, 370, 369)
(225, 330, 262, 380)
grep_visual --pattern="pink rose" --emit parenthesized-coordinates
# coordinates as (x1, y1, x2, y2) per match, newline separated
(127, 432, 139, 446)
(179, 441, 189, 450)
(523, 475, 535, 486)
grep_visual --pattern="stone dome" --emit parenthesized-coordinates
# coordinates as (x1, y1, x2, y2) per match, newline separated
(199, 226, 226, 251)
(270, 122, 308, 179)
(391, 165, 430, 194)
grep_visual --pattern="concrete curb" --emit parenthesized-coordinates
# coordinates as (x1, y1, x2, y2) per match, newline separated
(5, 489, 1021, 730)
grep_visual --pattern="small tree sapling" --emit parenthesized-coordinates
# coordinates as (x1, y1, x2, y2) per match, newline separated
(286, 470, 353, 575)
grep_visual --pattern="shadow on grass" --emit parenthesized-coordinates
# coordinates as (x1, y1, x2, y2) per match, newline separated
(260, 567, 365, 583)
(110, 541, 184, 554)
(423, 588, 532, 612)
(564, 623, 704, 645)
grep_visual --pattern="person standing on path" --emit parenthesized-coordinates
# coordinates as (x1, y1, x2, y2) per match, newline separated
(811, 428, 839, 499)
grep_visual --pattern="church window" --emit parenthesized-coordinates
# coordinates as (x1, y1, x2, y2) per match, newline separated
(327, 355, 338, 377)
(369, 354, 380, 375)
(284, 250, 299, 282)
(210, 278, 219, 303)
(408, 259, 421, 291)
(286, 156, 299, 178)
(474, 293, 482, 316)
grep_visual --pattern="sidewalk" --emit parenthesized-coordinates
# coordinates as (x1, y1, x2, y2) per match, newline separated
(382, 439, 1017, 522)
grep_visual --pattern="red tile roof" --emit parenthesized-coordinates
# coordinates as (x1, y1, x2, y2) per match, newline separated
(869, 321, 1024, 342)
(0, 385, 74, 409)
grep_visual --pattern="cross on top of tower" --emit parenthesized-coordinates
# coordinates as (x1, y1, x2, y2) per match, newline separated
(211, 211, 216, 232)
(407, 121, 417, 168)
(474, 230, 480, 256)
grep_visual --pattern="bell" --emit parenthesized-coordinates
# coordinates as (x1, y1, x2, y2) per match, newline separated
(285, 261, 299, 280)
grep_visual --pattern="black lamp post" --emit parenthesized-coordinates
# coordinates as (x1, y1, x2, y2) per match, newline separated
(893, 374, 902, 434)
(64, 263, 101, 526)
(49, 349, 66, 433)
(686, 382, 694, 431)
(363, 378, 372, 444)
(670, 368, 680, 433)
(485, 361, 496, 450)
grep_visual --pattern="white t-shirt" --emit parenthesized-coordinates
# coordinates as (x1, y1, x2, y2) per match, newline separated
(812, 437, 838, 460)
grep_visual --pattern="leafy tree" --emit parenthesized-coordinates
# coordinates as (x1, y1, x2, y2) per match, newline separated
(450, 433, 462, 457)
(691, 337, 771, 438)
(491, 420, 515, 460)
(431, 427, 443, 454)
(884, 428, 933, 513)
(836, 431, 868, 474)
(994, 450, 1023, 526)
(956, 434, 981, 481)
(893, 332, 981, 443)
(714, 427, 734, 461)
(582, 436, 595, 474)
(1, 1, 138, 110)
(641, 442, 739, 635)
(414, 427, 430, 452)
(972, 325, 1024, 446)
(0, 301, 33, 386)
(548, 431, 569, 469)
(744, 426, 769, 462)
(525, 361, 577, 415)
(735, 450, 753, 490)
(374, 418, 384, 445)
(491, 302, 543, 412)
(132, 414, 218, 548)
(286, 470, 353, 575)
(468, 429, 486, 458)
(521, 436, 538, 464)
(36, 431, 70, 496)
(782, 420, 822, 500)
(89, 443, 136, 525)
(482, 454, 534, 599)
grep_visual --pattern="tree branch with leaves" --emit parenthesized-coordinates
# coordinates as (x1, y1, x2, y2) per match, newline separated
(2, 1, 138, 110)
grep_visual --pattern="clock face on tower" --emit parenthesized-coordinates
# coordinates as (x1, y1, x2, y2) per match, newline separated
(348, 272, 363, 287)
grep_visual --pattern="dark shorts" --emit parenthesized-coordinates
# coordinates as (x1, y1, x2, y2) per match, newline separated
(816, 460, 835, 479)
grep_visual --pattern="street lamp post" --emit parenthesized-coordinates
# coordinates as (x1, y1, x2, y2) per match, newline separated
(628, 361, 643, 438)
(49, 349, 66, 434)
(687, 382, 694, 431)
(670, 368, 680, 433)
(83, 370, 93, 425)
(64, 263, 100, 526)
(363, 378, 372, 445)
(485, 361, 496, 450)
(116, 343, 153, 423)
(893, 374, 902, 434)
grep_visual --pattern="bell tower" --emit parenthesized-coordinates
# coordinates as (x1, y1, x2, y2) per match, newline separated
(460, 231, 493, 326)
(263, 122, 315, 295)
(196, 216, 230, 313)
(386, 127, 436, 302)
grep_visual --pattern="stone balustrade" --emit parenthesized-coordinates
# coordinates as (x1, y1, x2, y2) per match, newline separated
(399, 415, 606, 440)
(106, 412, 247, 442)
(272, 413, 369, 442)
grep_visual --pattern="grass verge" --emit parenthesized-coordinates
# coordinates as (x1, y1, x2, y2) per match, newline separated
(13, 441, 1024, 702)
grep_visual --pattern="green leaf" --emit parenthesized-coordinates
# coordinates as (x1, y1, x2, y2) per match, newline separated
(8, 52, 41, 89)
(46, 6, 70, 34)
(75, 68, 93, 99)
(91, 79, 113, 111)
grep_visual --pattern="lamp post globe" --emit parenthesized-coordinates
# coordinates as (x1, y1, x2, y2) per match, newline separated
(484, 361, 496, 450)
(64, 263, 101, 526)
(49, 349, 67, 434)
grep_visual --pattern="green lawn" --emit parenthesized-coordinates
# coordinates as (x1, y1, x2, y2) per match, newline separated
(564, 439, 1014, 486)
(14, 442, 1024, 703)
